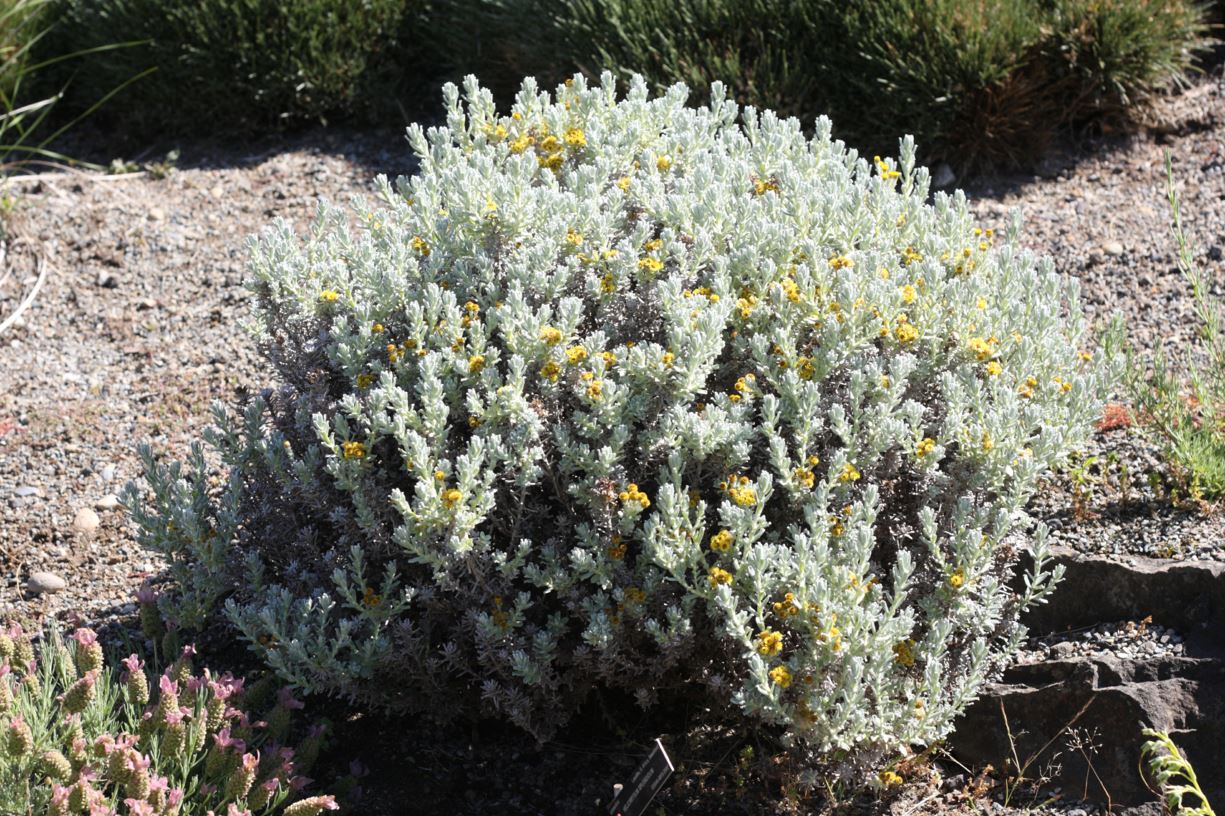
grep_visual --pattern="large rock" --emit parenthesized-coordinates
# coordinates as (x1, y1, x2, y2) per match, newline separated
(950, 545, 1225, 806)
(951, 651, 1225, 805)
(1022, 546, 1225, 640)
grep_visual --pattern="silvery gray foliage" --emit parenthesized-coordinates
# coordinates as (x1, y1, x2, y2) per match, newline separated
(125, 72, 1108, 775)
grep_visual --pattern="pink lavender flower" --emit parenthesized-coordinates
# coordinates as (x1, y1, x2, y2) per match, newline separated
(226, 805, 252, 816)
(6, 714, 33, 756)
(48, 784, 71, 816)
(124, 800, 155, 816)
(71, 629, 104, 674)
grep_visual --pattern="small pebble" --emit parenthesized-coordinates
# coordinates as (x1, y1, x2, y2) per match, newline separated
(95, 494, 120, 511)
(26, 571, 67, 595)
(14, 486, 40, 497)
(72, 507, 101, 536)
(1103, 241, 1125, 256)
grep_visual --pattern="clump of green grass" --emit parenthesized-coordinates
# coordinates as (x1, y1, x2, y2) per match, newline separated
(1122, 152, 1225, 502)
(36, 0, 426, 136)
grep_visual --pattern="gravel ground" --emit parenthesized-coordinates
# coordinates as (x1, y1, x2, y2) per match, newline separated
(0, 129, 416, 624)
(1016, 618, 1187, 665)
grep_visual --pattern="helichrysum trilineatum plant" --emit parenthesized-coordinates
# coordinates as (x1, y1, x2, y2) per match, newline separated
(0, 623, 337, 816)
(126, 73, 1109, 781)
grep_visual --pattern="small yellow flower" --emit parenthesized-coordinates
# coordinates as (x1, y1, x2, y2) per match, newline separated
(434, 469, 446, 481)
(540, 326, 563, 345)
(661, 351, 674, 368)
(769, 665, 792, 688)
(411, 236, 430, 257)
(564, 128, 586, 148)
(902, 246, 922, 265)
(709, 530, 734, 553)
(948, 569, 965, 590)
(839, 463, 861, 483)
(441, 488, 463, 508)
(586, 380, 603, 400)
(538, 152, 564, 170)
(618, 483, 650, 509)
(468, 354, 486, 374)
(638, 257, 664, 273)
(600, 273, 615, 294)
(756, 630, 784, 657)
(879, 770, 903, 787)
(969, 336, 994, 361)
(793, 468, 815, 489)
(894, 322, 918, 344)
(356, 373, 375, 389)
(708, 567, 733, 588)
(981, 431, 995, 451)
(772, 592, 800, 618)
(656, 155, 672, 172)
(319, 290, 339, 303)
(565, 228, 583, 246)
(565, 346, 588, 365)
(342, 441, 365, 460)
(985, 360, 1002, 377)
(362, 587, 382, 608)
(828, 255, 854, 270)
(509, 134, 533, 153)
(900, 284, 916, 304)
(915, 437, 936, 458)
(873, 155, 901, 180)
(372, 322, 385, 334)
(540, 360, 561, 382)
(616, 175, 632, 192)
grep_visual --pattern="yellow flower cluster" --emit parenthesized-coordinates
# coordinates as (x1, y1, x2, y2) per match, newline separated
(828, 255, 854, 270)
(619, 483, 650, 509)
(793, 467, 815, 489)
(769, 665, 792, 688)
(319, 290, 339, 303)
(342, 441, 365, 460)
(839, 463, 861, 483)
(772, 592, 800, 618)
(708, 566, 733, 588)
(915, 437, 936, 458)
(565, 346, 587, 365)
(721, 474, 757, 507)
(607, 534, 626, 560)
(411, 236, 430, 257)
(893, 315, 919, 344)
(752, 176, 780, 195)
(468, 354, 486, 374)
(540, 325, 563, 345)
(638, 256, 664, 273)
(756, 630, 784, 656)
(948, 569, 965, 589)
(356, 373, 375, 389)
(540, 360, 561, 381)
(709, 529, 734, 552)
(441, 488, 463, 508)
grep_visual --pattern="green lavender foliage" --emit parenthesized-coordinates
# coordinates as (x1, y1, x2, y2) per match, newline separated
(127, 74, 1110, 779)
(1122, 152, 1225, 499)
(0, 623, 336, 816)
(432, 0, 1207, 170)
(1141, 729, 1216, 816)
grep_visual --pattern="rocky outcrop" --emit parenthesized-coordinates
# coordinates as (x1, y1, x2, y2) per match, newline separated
(950, 547, 1225, 806)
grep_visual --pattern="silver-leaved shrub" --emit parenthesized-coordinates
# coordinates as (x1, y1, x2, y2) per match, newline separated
(127, 73, 1108, 779)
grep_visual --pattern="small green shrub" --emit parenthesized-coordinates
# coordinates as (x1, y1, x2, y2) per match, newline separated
(0, 622, 337, 816)
(432, 0, 1206, 170)
(37, 0, 425, 135)
(1122, 153, 1225, 500)
(127, 74, 1109, 781)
